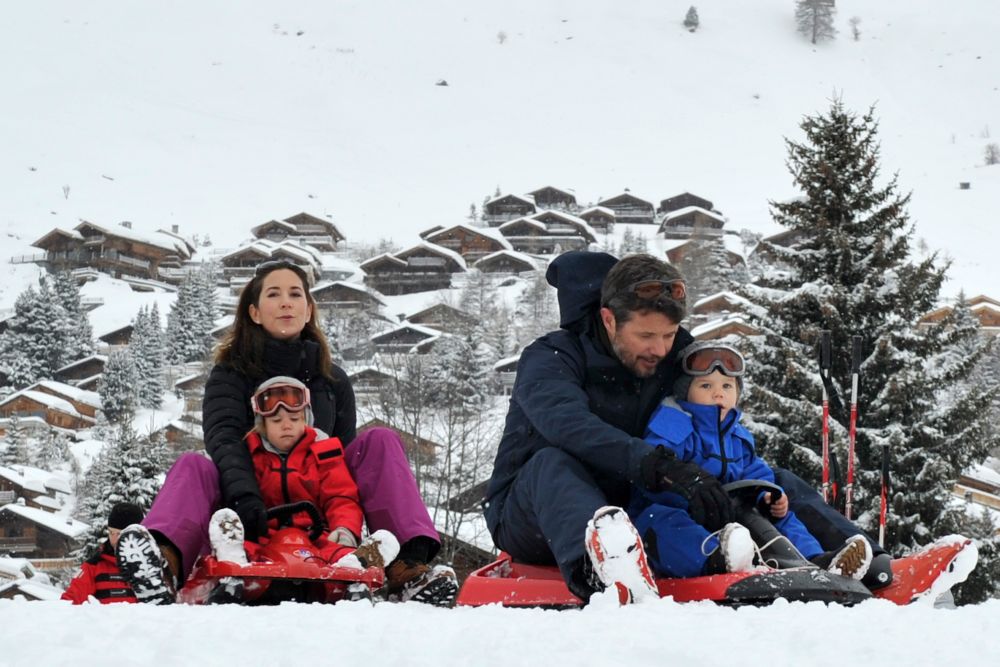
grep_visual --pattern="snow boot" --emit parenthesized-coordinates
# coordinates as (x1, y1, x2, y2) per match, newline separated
(585, 506, 659, 604)
(734, 503, 813, 570)
(337, 529, 401, 571)
(703, 522, 757, 575)
(206, 577, 245, 605)
(209, 508, 249, 565)
(811, 534, 873, 580)
(116, 524, 175, 605)
(385, 559, 459, 607)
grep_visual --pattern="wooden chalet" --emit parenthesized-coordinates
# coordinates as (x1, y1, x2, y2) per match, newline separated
(596, 192, 656, 225)
(405, 303, 478, 331)
(370, 323, 441, 355)
(219, 239, 321, 293)
(97, 323, 134, 348)
(953, 466, 1000, 512)
(0, 578, 63, 601)
(691, 291, 756, 322)
(527, 186, 578, 212)
(483, 193, 537, 227)
(473, 250, 538, 275)
(918, 295, 1000, 334)
(665, 235, 745, 269)
(690, 315, 759, 341)
(493, 354, 521, 396)
(0, 503, 87, 558)
(53, 354, 107, 390)
(422, 224, 511, 264)
(361, 243, 466, 296)
(28, 381, 100, 419)
(658, 206, 727, 239)
(0, 466, 72, 515)
(251, 212, 346, 252)
(0, 389, 96, 430)
(30, 221, 193, 285)
(659, 192, 715, 214)
(311, 281, 387, 315)
(347, 366, 393, 400)
(578, 206, 616, 232)
(749, 229, 809, 269)
(357, 418, 438, 461)
(498, 211, 597, 255)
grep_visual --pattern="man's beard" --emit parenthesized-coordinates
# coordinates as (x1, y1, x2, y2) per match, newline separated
(610, 334, 662, 378)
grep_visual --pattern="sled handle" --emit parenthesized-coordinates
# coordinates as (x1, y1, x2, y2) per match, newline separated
(266, 501, 327, 542)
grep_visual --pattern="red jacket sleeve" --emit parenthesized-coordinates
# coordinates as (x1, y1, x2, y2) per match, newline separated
(311, 437, 363, 539)
(61, 561, 98, 604)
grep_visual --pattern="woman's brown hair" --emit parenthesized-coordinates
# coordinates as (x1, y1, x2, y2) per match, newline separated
(214, 260, 334, 380)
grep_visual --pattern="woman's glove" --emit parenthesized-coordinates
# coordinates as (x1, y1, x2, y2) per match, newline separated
(640, 446, 734, 531)
(329, 527, 359, 547)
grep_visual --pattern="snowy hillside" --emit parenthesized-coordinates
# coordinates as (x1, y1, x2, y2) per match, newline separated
(2, 0, 999, 299)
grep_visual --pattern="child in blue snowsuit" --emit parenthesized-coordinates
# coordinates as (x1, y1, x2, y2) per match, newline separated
(630, 341, 871, 579)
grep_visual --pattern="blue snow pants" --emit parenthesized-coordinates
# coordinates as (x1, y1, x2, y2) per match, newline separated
(630, 492, 824, 578)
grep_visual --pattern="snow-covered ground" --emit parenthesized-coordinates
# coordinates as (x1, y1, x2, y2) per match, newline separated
(1, 595, 998, 666)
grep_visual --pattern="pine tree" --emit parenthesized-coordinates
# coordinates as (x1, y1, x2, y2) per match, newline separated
(166, 268, 217, 364)
(50, 271, 94, 363)
(742, 101, 999, 555)
(130, 306, 165, 409)
(795, 0, 837, 44)
(684, 6, 700, 32)
(98, 349, 139, 423)
(321, 309, 344, 365)
(33, 426, 74, 472)
(0, 282, 58, 387)
(515, 270, 558, 348)
(1, 413, 31, 467)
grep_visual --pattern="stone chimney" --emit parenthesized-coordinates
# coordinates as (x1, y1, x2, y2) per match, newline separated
(171, 224, 179, 234)
(120, 220, 132, 229)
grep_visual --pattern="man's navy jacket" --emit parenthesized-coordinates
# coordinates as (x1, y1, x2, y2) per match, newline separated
(484, 251, 694, 526)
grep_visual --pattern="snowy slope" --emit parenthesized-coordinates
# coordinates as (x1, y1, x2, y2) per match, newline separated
(1, 0, 998, 300)
(1, 596, 998, 667)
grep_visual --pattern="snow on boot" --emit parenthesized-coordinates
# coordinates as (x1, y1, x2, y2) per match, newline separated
(116, 524, 175, 605)
(814, 535, 873, 580)
(703, 522, 756, 575)
(585, 506, 659, 605)
(209, 508, 249, 565)
(337, 529, 400, 571)
(385, 560, 459, 607)
(206, 577, 245, 605)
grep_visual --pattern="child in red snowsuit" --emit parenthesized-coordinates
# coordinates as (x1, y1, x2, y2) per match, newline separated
(62, 503, 144, 604)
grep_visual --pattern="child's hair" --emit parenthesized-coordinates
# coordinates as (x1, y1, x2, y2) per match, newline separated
(673, 341, 745, 401)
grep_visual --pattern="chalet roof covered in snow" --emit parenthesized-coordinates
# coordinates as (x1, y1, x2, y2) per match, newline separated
(75, 220, 193, 257)
(0, 503, 89, 538)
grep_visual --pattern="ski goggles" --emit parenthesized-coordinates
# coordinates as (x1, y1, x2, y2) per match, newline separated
(251, 383, 311, 417)
(254, 259, 302, 277)
(681, 344, 745, 377)
(626, 279, 686, 302)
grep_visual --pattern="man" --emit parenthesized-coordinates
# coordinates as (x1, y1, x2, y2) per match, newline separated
(484, 251, 733, 603)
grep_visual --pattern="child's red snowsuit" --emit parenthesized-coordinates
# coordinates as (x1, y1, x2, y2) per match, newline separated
(61, 545, 137, 604)
(245, 426, 363, 563)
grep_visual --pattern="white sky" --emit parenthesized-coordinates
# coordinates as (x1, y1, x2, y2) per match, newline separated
(1, 0, 998, 300)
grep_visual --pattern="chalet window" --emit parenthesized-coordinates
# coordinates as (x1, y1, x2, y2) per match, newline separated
(407, 257, 446, 268)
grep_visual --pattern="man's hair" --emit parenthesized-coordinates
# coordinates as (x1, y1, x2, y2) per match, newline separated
(600, 253, 686, 326)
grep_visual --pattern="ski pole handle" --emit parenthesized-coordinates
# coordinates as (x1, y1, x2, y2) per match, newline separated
(851, 336, 862, 375)
(821, 330, 832, 373)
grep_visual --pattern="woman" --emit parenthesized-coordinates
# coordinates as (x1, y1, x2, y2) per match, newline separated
(139, 259, 456, 606)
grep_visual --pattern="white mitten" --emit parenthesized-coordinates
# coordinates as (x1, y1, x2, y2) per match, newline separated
(329, 527, 359, 548)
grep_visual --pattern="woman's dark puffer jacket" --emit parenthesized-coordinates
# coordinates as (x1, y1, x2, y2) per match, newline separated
(202, 337, 357, 509)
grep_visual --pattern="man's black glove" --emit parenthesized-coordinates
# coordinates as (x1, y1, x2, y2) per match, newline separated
(640, 446, 734, 531)
(232, 495, 269, 543)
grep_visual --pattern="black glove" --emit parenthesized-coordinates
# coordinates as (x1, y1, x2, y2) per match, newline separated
(232, 495, 269, 543)
(640, 446, 734, 532)
(757, 487, 783, 516)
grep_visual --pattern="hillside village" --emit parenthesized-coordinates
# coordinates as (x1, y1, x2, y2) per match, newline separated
(2, 181, 1000, 599)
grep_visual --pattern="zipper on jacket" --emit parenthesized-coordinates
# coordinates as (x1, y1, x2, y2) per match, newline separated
(717, 407, 735, 481)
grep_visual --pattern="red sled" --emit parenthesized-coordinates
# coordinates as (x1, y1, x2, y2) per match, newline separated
(178, 501, 384, 605)
(455, 537, 976, 608)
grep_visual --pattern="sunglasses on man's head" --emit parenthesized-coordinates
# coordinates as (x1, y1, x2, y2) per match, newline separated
(251, 384, 311, 417)
(627, 279, 686, 302)
(681, 344, 745, 377)
(254, 259, 302, 277)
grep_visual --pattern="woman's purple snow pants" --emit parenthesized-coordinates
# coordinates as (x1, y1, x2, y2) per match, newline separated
(143, 427, 439, 581)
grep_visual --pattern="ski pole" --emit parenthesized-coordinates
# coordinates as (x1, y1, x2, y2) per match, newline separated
(879, 443, 890, 548)
(820, 330, 832, 504)
(845, 336, 861, 520)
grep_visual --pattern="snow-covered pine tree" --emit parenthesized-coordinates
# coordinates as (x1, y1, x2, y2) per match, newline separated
(0, 413, 31, 467)
(165, 267, 217, 364)
(98, 348, 139, 423)
(0, 280, 61, 387)
(50, 271, 94, 364)
(620, 227, 649, 254)
(684, 6, 700, 32)
(795, 0, 837, 44)
(741, 100, 999, 555)
(514, 270, 558, 348)
(33, 426, 74, 472)
(129, 306, 165, 409)
(675, 233, 748, 306)
(320, 309, 344, 365)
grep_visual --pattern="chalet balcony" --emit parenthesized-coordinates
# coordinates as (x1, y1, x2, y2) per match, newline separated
(0, 537, 36, 554)
(82, 234, 107, 246)
(483, 213, 530, 226)
(8, 253, 46, 264)
(106, 251, 151, 270)
(289, 235, 335, 247)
